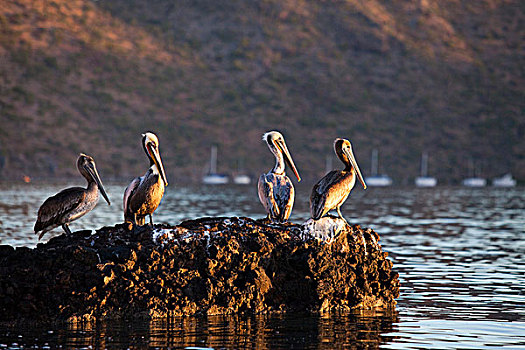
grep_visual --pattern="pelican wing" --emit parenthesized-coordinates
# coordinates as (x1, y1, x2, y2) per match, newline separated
(34, 187, 86, 234)
(123, 177, 141, 219)
(258, 174, 280, 219)
(276, 176, 294, 221)
(258, 173, 295, 221)
(310, 171, 347, 219)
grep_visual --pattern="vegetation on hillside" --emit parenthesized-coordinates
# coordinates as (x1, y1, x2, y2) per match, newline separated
(1, 0, 523, 184)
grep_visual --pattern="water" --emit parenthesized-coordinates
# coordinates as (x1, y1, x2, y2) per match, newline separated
(1, 183, 524, 349)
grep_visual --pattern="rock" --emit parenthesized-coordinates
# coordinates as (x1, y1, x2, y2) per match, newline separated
(0, 217, 399, 321)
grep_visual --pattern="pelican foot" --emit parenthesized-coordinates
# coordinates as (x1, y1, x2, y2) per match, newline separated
(124, 221, 134, 232)
(336, 207, 349, 225)
(62, 224, 72, 235)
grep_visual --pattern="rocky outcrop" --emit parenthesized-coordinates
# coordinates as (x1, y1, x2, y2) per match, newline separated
(0, 217, 399, 321)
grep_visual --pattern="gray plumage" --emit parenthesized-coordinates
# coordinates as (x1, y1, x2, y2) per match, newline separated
(257, 131, 301, 222)
(310, 138, 367, 222)
(34, 154, 110, 240)
(258, 172, 295, 223)
(123, 132, 168, 226)
(310, 170, 356, 220)
(124, 169, 164, 225)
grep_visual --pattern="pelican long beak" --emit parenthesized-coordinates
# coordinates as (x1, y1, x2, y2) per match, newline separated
(86, 163, 111, 205)
(275, 139, 301, 182)
(147, 143, 168, 186)
(344, 147, 367, 190)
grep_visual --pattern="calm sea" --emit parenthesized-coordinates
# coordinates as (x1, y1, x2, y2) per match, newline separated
(0, 182, 524, 349)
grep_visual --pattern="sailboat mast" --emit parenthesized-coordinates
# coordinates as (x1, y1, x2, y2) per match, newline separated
(210, 145, 217, 174)
(325, 155, 332, 174)
(371, 149, 378, 176)
(421, 152, 428, 177)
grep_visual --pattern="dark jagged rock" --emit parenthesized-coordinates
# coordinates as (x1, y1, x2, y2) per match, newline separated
(0, 217, 399, 321)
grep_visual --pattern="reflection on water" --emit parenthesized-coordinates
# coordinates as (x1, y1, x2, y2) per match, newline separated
(1, 183, 525, 348)
(0, 311, 398, 349)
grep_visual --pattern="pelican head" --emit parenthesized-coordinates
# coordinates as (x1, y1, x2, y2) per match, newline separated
(334, 138, 366, 189)
(263, 131, 301, 181)
(142, 132, 168, 186)
(78, 153, 111, 205)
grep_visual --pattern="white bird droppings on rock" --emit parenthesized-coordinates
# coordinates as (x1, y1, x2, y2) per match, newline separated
(301, 216, 348, 243)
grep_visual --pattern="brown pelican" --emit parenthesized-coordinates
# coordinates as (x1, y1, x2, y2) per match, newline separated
(34, 153, 111, 240)
(310, 138, 367, 222)
(124, 132, 168, 226)
(258, 131, 301, 222)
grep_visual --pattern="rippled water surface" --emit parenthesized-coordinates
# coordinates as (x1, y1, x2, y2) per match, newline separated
(1, 182, 524, 349)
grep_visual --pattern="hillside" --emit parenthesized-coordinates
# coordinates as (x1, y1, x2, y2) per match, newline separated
(1, 0, 524, 184)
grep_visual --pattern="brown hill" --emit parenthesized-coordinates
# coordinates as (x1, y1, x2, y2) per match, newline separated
(1, 0, 523, 184)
